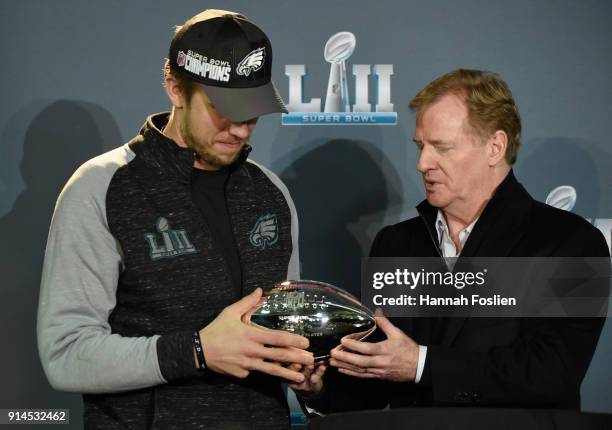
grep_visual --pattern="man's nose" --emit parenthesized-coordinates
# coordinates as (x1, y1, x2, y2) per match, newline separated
(228, 122, 252, 140)
(417, 145, 436, 173)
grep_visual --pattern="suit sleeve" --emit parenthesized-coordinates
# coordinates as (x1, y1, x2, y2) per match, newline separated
(369, 225, 390, 258)
(425, 225, 610, 406)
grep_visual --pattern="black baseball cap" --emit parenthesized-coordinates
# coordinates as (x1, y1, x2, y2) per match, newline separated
(169, 11, 287, 122)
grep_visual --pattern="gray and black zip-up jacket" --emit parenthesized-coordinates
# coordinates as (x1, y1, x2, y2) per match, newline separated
(38, 113, 300, 429)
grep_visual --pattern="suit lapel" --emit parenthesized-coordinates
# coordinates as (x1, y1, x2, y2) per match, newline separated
(438, 170, 532, 346)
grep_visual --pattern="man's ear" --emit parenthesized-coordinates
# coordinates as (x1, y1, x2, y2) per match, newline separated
(488, 130, 508, 167)
(164, 75, 185, 109)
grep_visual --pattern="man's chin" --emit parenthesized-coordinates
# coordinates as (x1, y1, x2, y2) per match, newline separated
(425, 193, 449, 209)
(197, 152, 241, 169)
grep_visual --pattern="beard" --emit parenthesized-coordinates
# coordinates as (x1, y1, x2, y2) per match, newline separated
(179, 114, 246, 169)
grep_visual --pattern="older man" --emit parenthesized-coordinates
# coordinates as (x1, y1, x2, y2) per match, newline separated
(295, 69, 609, 411)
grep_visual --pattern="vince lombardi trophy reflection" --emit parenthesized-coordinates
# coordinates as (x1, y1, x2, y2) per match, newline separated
(323, 32, 356, 113)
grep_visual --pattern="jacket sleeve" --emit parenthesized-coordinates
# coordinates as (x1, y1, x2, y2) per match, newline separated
(37, 151, 170, 394)
(425, 317, 605, 405)
(423, 225, 610, 406)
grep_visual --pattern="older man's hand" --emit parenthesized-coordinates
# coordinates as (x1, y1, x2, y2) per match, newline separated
(329, 314, 419, 382)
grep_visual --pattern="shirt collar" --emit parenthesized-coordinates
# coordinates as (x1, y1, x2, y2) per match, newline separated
(435, 210, 479, 247)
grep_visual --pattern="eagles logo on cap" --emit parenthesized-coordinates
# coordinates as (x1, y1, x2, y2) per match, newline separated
(237, 47, 265, 77)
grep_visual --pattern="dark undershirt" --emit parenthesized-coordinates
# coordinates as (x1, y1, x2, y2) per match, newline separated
(190, 167, 242, 294)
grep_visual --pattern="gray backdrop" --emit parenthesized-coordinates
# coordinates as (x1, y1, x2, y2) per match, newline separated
(1, 1, 611, 427)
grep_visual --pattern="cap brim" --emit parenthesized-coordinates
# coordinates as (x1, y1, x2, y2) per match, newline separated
(201, 80, 288, 123)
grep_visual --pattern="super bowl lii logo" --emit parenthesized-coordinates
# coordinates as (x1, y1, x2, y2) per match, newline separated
(144, 217, 198, 261)
(282, 32, 397, 125)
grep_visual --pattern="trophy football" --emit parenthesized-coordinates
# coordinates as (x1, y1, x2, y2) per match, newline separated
(246, 280, 376, 361)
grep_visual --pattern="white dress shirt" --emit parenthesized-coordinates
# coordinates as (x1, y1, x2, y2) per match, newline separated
(415, 210, 478, 383)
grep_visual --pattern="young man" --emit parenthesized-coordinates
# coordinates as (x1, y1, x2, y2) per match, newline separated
(38, 9, 313, 429)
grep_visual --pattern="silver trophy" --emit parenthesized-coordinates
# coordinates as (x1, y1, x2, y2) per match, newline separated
(246, 280, 376, 361)
(323, 32, 356, 113)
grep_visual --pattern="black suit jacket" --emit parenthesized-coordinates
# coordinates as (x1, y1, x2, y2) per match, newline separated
(308, 170, 610, 412)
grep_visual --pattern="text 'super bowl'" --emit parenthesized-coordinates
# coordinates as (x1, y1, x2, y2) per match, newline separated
(247, 280, 376, 361)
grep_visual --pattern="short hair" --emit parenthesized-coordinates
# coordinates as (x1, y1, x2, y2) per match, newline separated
(162, 9, 249, 104)
(409, 69, 522, 165)
(162, 60, 198, 104)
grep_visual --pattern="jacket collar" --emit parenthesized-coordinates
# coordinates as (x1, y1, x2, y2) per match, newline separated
(459, 169, 532, 258)
(129, 112, 251, 185)
(416, 169, 533, 258)
(416, 170, 534, 346)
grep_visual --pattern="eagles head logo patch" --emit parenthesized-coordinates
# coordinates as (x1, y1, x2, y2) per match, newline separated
(249, 213, 278, 250)
(237, 47, 265, 77)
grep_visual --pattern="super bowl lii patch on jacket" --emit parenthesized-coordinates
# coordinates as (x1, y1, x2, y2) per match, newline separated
(144, 217, 199, 260)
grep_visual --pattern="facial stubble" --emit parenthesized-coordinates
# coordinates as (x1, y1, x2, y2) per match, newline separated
(180, 113, 247, 170)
